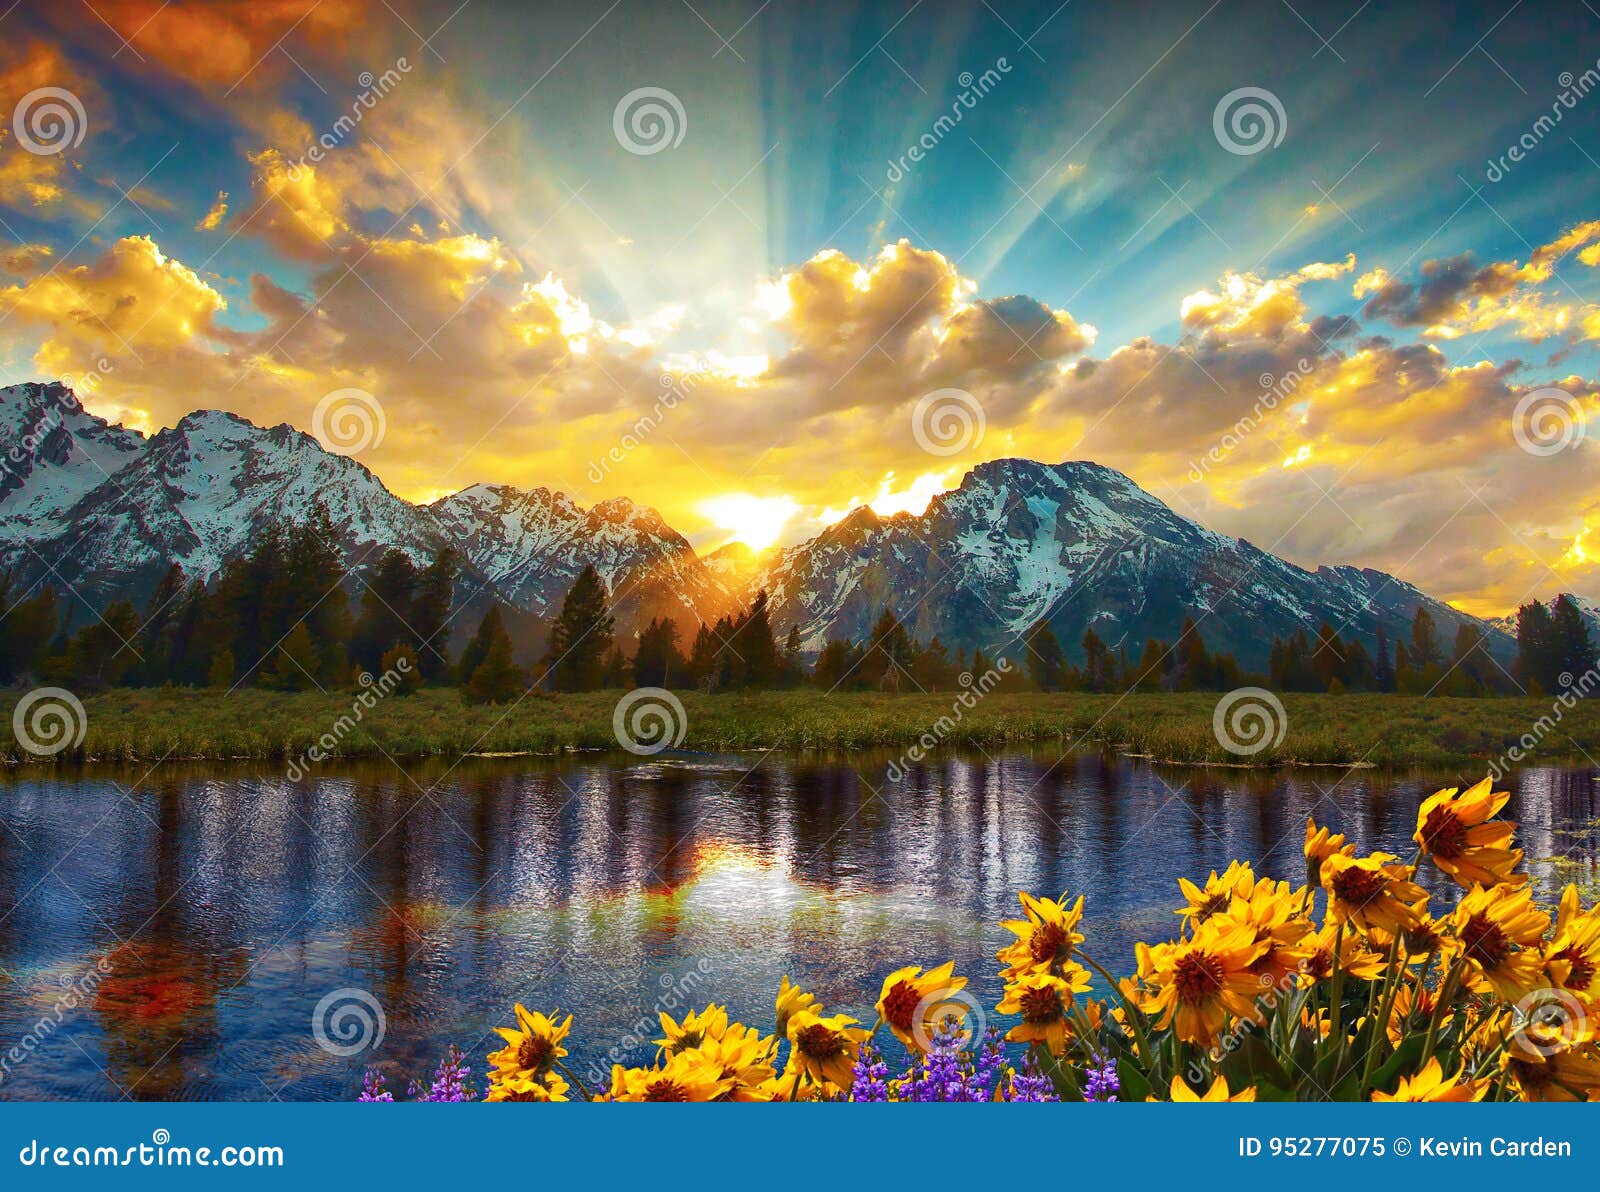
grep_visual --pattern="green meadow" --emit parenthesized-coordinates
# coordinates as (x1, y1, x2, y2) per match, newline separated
(3, 687, 1596, 771)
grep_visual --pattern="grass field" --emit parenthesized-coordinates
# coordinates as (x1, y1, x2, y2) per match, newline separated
(2, 686, 1598, 770)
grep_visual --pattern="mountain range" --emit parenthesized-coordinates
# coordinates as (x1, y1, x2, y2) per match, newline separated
(0, 380, 1546, 666)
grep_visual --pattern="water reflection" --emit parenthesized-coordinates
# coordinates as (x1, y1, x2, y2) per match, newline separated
(0, 754, 1596, 1100)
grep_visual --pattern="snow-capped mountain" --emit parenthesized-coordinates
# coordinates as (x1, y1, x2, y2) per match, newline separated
(750, 459, 1514, 666)
(1, 382, 1523, 664)
(0, 383, 735, 641)
(430, 483, 734, 637)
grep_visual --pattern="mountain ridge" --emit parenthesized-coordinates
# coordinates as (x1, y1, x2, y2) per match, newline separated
(0, 381, 1538, 665)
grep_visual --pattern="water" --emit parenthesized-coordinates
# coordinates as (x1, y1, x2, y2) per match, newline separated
(0, 753, 1596, 1101)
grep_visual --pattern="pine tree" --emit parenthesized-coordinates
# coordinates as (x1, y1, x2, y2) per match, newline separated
(1516, 599, 1556, 693)
(1079, 628, 1113, 693)
(633, 617, 687, 688)
(409, 548, 460, 681)
(352, 549, 420, 673)
(1025, 621, 1067, 691)
(813, 638, 861, 689)
(268, 623, 321, 690)
(207, 648, 235, 689)
(733, 591, 781, 687)
(380, 643, 422, 694)
(1409, 606, 1441, 669)
(0, 577, 58, 684)
(1175, 617, 1210, 691)
(1551, 595, 1597, 693)
(464, 613, 523, 704)
(859, 608, 916, 691)
(1374, 623, 1394, 692)
(545, 565, 614, 691)
(911, 636, 956, 691)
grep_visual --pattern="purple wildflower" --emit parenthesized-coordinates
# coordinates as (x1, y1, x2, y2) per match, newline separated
(358, 1068, 394, 1102)
(1003, 1052, 1060, 1102)
(1084, 1054, 1119, 1102)
(849, 1039, 890, 1102)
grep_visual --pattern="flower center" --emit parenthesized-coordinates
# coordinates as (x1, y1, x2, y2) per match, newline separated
(1331, 865, 1385, 909)
(1461, 912, 1511, 971)
(1019, 985, 1062, 1023)
(1420, 807, 1468, 859)
(882, 980, 921, 1034)
(1554, 945, 1596, 991)
(517, 1034, 554, 1072)
(643, 1078, 690, 1102)
(1030, 922, 1069, 964)
(794, 1023, 845, 1060)
(1173, 949, 1226, 1003)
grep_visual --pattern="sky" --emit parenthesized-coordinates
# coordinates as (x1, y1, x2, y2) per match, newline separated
(2, 0, 1600, 616)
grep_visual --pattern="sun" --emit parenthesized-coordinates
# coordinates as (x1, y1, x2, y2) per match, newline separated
(698, 494, 800, 552)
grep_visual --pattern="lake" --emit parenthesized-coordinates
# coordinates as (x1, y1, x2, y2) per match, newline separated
(1, 752, 1596, 1100)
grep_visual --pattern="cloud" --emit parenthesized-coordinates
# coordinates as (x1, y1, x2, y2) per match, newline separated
(196, 190, 229, 231)
(83, 0, 372, 92)
(1357, 221, 1600, 343)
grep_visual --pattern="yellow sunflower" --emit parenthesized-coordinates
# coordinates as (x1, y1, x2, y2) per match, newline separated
(692, 1025, 779, 1100)
(1504, 1035, 1600, 1103)
(1544, 886, 1600, 1000)
(655, 1003, 730, 1058)
(1133, 918, 1268, 1047)
(1447, 884, 1550, 1001)
(997, 891, 1086, 977)
(1160, 1074, 1256, 1102)
(1302, 918, 1389, 983)
(785, 1009, 868, 1091)
(1414, 778, 1526, 888)
(1229, 880, 1316, 987)
(484, 1070, 570, 1102)
(1320, 852, 1427, 936)
(1305, 817, 1355, 885)
(876, 962, 967, 1053)
(997, 967, 1090, 1055)
(774, 976, 819, 1039)
(1176, 861, 1258, 930)
(486, 1004, 572, 1084)
(603, 1052, 732, 1102)
(1371, 1058, 1485, 1102)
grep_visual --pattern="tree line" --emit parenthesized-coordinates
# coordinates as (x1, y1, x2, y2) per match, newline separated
(1, 509, 1595, 701)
